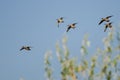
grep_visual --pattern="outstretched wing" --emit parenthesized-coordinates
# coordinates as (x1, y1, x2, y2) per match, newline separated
(20, 47, 24, 51)
(57, 19, 60, 27)
(66, 26, 71, 32)
(106, 15, 113, 19)
(60, 17, 64, 20)
(57, 23, 59, 27)
(99, 20, 104, 25)
(104, 25, 108, 32)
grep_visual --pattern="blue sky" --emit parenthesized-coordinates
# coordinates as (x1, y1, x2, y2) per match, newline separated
(0, 0, 120, 80)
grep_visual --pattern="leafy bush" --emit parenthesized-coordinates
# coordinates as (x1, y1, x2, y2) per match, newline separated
(44, 26, 120, 80)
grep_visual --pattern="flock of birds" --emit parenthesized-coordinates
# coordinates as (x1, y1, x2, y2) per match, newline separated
(57, 15, 113, 32)
(98, 15, 113, 32)
(20, 15, 113, 51)
(56, 17, 77, 32)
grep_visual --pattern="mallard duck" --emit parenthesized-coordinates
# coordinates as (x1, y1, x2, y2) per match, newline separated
(57, 17, 64, 27)
(104, 22, 112, 32)
(99, 15, 113, 25)
(20, 46, 31, 51)
(66, 23, 77, 32)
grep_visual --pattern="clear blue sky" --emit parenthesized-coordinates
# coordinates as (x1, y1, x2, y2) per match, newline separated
(0, 0, 120, 80)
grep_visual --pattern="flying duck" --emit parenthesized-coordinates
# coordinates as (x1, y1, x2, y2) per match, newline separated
(20, 46, 31, 51)
(57, 17, 64, 27)
(104, 22, 112, 32)
(99, 15, 113, 25)
(66, 23, 77, 32)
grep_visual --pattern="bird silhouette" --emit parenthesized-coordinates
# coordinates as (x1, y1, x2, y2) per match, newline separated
(20, 46, 31, 51)
(99, 15, 113, 25)
(56, 17, 64, 27)
(104, 22, 112, 32)
(66, 23, 77, 32)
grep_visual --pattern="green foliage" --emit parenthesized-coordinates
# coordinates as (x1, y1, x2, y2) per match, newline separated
(44, 51, 53, 80)
(44, 26, 120, 80)
(80, 34, 90, 55)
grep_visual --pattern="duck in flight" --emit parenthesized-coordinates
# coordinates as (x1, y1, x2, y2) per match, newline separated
(56, 17, 64, 27)
(66, 23, 77, 32)
(98, 15, 113, 25)
(104, 22, 112, 32)
(20, 46, 31, 51)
